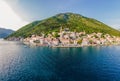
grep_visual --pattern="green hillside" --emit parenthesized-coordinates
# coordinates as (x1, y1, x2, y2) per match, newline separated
(8, 13, 120, 38)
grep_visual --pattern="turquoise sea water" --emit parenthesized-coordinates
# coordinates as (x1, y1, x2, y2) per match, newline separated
(0, 40, 120, 81)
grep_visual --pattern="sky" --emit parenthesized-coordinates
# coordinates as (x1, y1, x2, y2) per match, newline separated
(0, 0, 120, 30)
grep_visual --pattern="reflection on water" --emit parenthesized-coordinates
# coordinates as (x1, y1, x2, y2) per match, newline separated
(0, 40, 120, 81)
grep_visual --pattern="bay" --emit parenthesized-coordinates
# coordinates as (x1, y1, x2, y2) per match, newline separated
(0, 40, 120, 81)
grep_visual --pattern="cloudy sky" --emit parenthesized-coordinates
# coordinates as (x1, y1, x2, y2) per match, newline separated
(0, 0, 120, 30)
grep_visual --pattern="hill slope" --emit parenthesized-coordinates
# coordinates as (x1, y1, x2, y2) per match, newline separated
(0, 28, 14, 38)
(8, 13, 120, 38)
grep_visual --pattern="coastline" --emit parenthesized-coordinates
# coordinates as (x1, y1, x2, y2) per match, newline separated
(6, 30, 120, 48)
(22, 41, 120, 48)
(3, 38, 120, 48)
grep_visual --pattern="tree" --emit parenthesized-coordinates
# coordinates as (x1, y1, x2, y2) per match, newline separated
(53, 32, 60, 38)
(77, 39, 83, 44)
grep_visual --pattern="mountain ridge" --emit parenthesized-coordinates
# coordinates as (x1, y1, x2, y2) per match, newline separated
(0, 28, 14, 38)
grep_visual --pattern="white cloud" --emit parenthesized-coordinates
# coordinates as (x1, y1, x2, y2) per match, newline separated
(0, 0, 29, 30)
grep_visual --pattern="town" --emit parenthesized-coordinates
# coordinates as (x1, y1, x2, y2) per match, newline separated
(17, 27, 120, 47)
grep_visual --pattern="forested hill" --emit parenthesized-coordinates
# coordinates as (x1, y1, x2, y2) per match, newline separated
(8, 13, 120, 38)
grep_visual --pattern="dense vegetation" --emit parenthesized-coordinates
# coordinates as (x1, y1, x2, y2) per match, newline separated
(7, 13, 120, 38)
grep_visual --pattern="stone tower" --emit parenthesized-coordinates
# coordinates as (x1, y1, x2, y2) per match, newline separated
(60, 27, 63, 39)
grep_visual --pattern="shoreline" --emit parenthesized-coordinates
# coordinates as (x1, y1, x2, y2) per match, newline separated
(6, 31, 120, 48)
(2, 39, 120, 48)
(23, 41, 120, 48)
